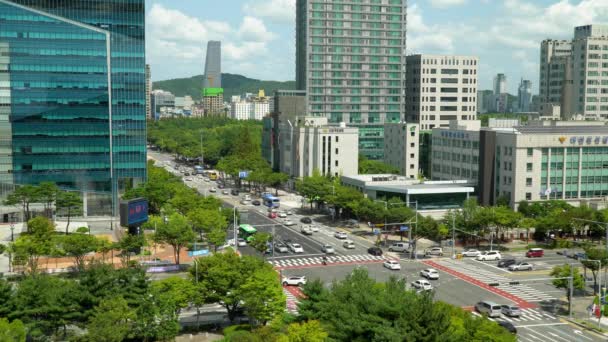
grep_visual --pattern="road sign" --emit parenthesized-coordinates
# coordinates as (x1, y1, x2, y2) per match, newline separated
(239, 171, 250, 179)
(400, 225, 409, 232)
(373, 229, 380, 235)
(188, 249, 209, 257)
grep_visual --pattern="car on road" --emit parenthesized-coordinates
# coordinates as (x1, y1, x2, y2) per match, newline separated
(282, 276, 306, 286)
(288, 242, 304, 253)
(497, 321, 517, 334)
(300, 217, 312, 224)
(203, 177, 210, 182)
(345, 219, 359, 228)
(274, 243, 288, 253)
(476, 251, 501, 261)
(475, 301, 502, 318)
(185, 177, 193, 181)
(209, 187, 217, 193)
(508, 262, 533, 271)
(574, 252, 587, 260)
(343, 240, 356, 249)
(383, 260, 401, 270)
(237, 238, 247, 247)
(230, 189, 239, 196)
(525, 248, 544, 258)
(309, 225, 319, 232)
(497, 259, 517, 268)
(222, 190, 229, 195)
(501, 304, 521, 317)
(217, 184, 225, 189)
(240, 199, 251, 205)
(461, 249, 482, 257)
(252, 200, 261, 206)
(184, 172, 190, 176)
(301, 226, 313, 235)
(411, 279, 433, 291)
(425, 247, 444, 256)
(278, 212, 287, 218)
(367, 246, 383, 256)
(321, 244, 335, 254)
(420, 268, 439, 280)
(334, 231, 348, 239)
(286, 210, 294, 215)
(388, 242, 410, 253)
(283, 219, 296, 226)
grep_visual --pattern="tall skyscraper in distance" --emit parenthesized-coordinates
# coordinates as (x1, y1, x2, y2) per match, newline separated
(405, 54, 478, 130)
(295, 0, 407, 161)
(493, 73, 507, 95)
(0, 0, 147, 216)
(203, 41, 222, 88)
(146, 64, 152, 119)
(517, 79, 532, 112)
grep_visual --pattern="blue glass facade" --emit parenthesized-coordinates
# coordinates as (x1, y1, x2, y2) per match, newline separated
(0, 0, 146, 215)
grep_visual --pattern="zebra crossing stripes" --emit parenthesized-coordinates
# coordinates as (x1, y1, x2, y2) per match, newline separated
(269, 254, 390, 268)
(470, 309, 555, 323)
(283, 288, 299, 314)
(437, 260, 555, 303)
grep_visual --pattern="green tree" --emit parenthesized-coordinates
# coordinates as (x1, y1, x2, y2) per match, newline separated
(550, 264, 585, 313)
(56, 191, 82, 234)
(581, 247, 608, 294)
(268, 172, 290, 196)
(150, 276, 196, 315)
(493, 206, 522, 243)
(358, 154, 400, 174)
(296, 171, 333, 210)
(11, 218, 56, 274)
(154, 213, 195, 265)
(286, 320, 328, 342)
(249, 232, 272, 254)
(36, 182, 59, 218)
(58, 233, 99, 271)
(188, 208, 228, 246)
(114, 233, 145, 266)
(0, 318, 26, 342)
(86, 296, 135, 342)
(240, 268, 286, 325)
(190, 249, 272, 322)
(4, 185, 38, 226)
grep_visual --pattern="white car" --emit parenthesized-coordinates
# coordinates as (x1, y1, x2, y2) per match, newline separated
(411, 279, 433, 291)
(282, 275, 306, 286)
(283, 219, 296, 226)
(343, 240, 356, 249)
(237, 238, 247, 247)
(461, 249, 481, 257)
(476, 251, 502, 261)
(278, 212, 287, 218)
(420, 268, 439, 280)
(425, 247, 444, 256)
(209, 187, 217, 193)
(508, 262, 533, 271)
(321, 244, 335, 254)
(286, 210, 294, 215)
(185, 177, 193, 181)
(383, 260, 401, 270)
(288, 242, 304, 253)
(334, 231, 348, 239)
(222, 190, 229, 195)
(310, 225, 320, 232)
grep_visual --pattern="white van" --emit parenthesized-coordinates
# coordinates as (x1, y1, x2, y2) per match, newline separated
(475, 301, 502, 318)
(388, 242, 411, 253)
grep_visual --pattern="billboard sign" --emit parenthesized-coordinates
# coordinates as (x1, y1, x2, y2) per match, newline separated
(188, 249, 210, 257)
(120, 198, 149, 227)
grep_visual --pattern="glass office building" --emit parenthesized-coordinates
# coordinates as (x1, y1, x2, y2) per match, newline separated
(0, 0, 147, 215)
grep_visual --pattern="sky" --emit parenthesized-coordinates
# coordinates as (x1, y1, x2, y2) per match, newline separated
(146, 0, 608, 94)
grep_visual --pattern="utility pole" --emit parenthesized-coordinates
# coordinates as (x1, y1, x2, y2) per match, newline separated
(452, 213, 456, 259)
(233, 206, 238, 252)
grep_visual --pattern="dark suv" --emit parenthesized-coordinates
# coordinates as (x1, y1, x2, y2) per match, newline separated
(368, 247, 383, 256)
(230, 189, 239, 196)
(498, 258, 517, 268)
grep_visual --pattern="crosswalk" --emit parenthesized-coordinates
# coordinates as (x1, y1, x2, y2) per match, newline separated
(436, 260, 555, 302)
(471, 308, 558, 323)
(269, 254, 390, 268)
(283, 288, 299, 314)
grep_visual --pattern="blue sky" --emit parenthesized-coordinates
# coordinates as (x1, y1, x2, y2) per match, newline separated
(146, 0, 608, 94)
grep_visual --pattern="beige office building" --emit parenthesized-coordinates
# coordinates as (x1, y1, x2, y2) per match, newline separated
(383, 123, 419, 179)
(406, 54, 478, 130)
(539, 40, 572, 106)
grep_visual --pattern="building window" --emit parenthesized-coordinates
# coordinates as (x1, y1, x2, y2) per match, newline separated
(335, 148, 339, 154)
(527, 148, 533, 156)
(526, 178, 532, 186)
(525, 192, 532, 201)
(410, 164, 415, 169)
(335, 160, 338, 167)
(410, 153, 415, 158)
(335, 136, 339, 142)
(526, 163, 533, 172)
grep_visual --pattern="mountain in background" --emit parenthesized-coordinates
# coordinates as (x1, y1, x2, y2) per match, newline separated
(152, 73, 296, 101)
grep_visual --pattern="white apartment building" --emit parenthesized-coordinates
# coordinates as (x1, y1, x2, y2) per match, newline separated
(406, 54, 478, 130)
(431, 120, 608, 209)
(279, 117, 358, 178)
(230, 96, 270, 121)
(383, 123, 419, 179)
(231, 100, 252, 120)
(174, 96, 194, 110)
(571, 25, 608, 119)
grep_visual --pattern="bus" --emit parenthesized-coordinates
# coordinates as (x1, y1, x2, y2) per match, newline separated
(193, 165, 204, 174)
(262, 193, 280, 208)
(238, 224, 257, 242)
(208, 171, 218, 180)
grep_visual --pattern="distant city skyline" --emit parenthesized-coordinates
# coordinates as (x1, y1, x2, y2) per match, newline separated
(146, 0, 608, 94)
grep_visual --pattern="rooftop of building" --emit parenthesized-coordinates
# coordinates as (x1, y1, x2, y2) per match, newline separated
(341, 174, 473, 195)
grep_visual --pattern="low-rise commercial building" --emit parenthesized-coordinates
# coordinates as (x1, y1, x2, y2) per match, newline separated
(431, 120, 608, 208)
(383, 123, 419, 179)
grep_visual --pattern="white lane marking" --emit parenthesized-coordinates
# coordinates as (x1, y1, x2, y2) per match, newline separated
(546, 332, 572, 342)
(524, 330, 558, 342)
(573, 330, 593, 341)
(516, 323, 568, 328)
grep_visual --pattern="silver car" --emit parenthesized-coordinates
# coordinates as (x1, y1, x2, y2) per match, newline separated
(501, 304, 521, 317)
(322, 244, 335, 254)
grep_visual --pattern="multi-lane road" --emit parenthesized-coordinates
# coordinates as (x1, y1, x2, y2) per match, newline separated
(148, 150, 605, 342)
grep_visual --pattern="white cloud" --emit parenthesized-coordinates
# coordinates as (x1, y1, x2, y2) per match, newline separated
(428, 0, 468, 8)
(238, 16, 276, 42)
(243, 0, 296, 24)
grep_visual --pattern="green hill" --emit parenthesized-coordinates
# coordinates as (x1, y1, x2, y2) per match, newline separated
(152, 73, 296, 101)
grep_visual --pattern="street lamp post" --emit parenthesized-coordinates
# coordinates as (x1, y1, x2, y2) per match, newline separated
(10, 223, 14, 242)
(233, 206, 238, 252)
